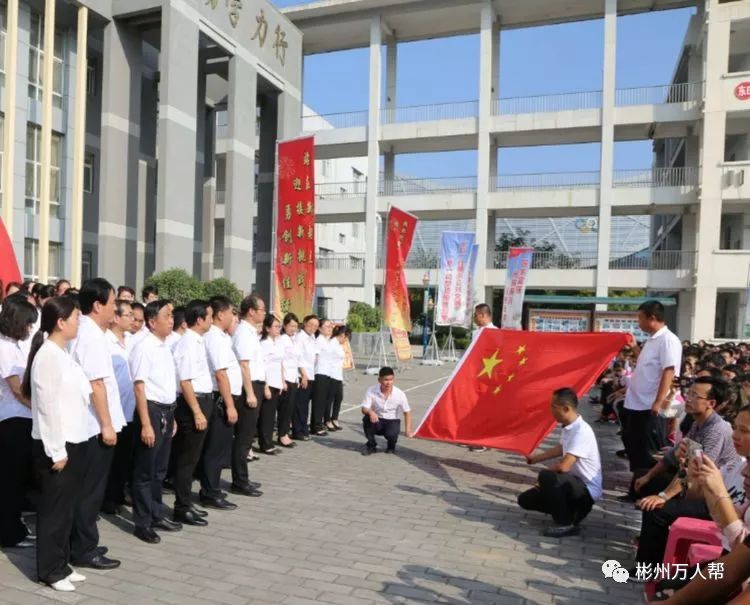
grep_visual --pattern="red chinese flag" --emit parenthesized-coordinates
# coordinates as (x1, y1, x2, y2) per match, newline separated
(415, 329, 630, 455)
(0, 218, 21, 290)
(383, 207, 418, 331)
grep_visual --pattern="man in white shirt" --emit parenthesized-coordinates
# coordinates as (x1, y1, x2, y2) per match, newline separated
(166, 305, 187, 352)
(361, 367, 414, 455)
(520, 387, 602, 538)
(471, 303, 497, 342)
(620, 300, 682, 502)
(68, 278, 124, 570)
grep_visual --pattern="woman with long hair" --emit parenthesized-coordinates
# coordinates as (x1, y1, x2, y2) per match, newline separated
(277, 313, 300, 448)
(22, 297, 91, 592)
(322, 325, 350, 432)
(0, 296, 38, 548)
(258, 314, 284, 455)
(310, 319, 334, 436)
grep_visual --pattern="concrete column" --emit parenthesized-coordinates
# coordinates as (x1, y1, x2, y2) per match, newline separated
(595, 0, 617, 303)
(691, 9, 731, 340)
(98, 20, 141, 286)
(475, 0, 498, 300)
(364, 15, 382, 306)
(11, 5, 30, 264)
(2, 0, 18, 236)
(70, 6, 88, 287)
(155, 5, 199, 274)
(385, 35, 397, 114)
(37, 0, 56, 282)
(255, 93, 278, 303)
(224, 55, 257, 290)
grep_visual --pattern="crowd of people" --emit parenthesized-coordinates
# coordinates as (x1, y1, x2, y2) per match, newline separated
(0, 277, 367, 592)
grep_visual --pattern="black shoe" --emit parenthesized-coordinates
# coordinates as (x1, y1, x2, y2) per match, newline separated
(615, 449, 628, 459)
(262, 448, 279, 455)
(190, 505, 208, 518)
(385, 448, 396, 454)
(152, 518, 182, 532)
(95, 546, 109, 557)
(248, 481, 262, 489)
(133, 527, 161, 545)
(361, 446, 377, 456)
(199, 495, 238, 511)
(8, 539, 35, 548)
(100, 501, 121, 515)
(277, 440, 297, 448)
(74, 554, 122, 569)
(292, 434, 311, 441)
(174, 510, 208, 527)
(230, 484, 263, 497)
(313, 430, 328, 437)
(162, 478, 176, 493)
(542, 524, 580, 538)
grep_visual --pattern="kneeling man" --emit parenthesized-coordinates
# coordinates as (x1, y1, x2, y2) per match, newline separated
(361, 367, 414, 455)
(518, 387, 602, 537)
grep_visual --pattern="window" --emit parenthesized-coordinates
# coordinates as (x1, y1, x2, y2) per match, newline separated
(23, 238, 62, 280)
(352, 223, 359, 238)
(86, 59, 96, 96)
(28, 12, 65, 109)
(338, 233, 346, 245)
(214, 219, 225, 271)
(352, 167, 364, 194)
(25, 124, 63, 216)
(316, 296, 331, 319)
(321, 160, 331, 178)
(318, 247, 333, 257)
(83, 152, 94, 193)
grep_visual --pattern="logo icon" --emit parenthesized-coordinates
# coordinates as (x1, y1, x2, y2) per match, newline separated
(601, 560, 629, 583)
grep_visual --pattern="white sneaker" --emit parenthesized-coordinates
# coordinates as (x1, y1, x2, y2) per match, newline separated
(49, 578, 76, 592)
(67, 571, 86, 583)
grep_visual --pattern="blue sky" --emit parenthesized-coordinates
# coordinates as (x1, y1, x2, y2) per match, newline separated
(273, 1, 695, 178)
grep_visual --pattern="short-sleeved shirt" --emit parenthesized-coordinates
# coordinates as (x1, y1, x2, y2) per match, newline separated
(173, 328, 213, 395)
(471, 323, 497, 342)
(232, 320, 265, 383)
(0, 335, 31, 421)
(106, 330, 136, 422)
(165, 331, 183, 353)
(279, 333, 301, 384)
(295, 330, 317, 380)
(261, 337, 285, 390)
(128, 332, 177, 405)
(317, 337, 345, 382)
(560, 415, 603, 501)
(205, 325, 242, 396)
(624, 325, 682, 412)
(314, 335, 328, 376)
(69, 315, 126, 437)
(361, 384, 411, 420)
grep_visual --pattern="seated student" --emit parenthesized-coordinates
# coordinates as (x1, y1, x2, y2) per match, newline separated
(360, 367, 413, 455)
(519, 387, 602, 538)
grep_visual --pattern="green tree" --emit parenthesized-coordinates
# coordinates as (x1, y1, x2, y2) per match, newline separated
(494, 230, 578, 269)
(203, 278, 243, 306)
(347, 302, 382, 332)
(608, 289, 646, 311)
(145, 269, 203, 306)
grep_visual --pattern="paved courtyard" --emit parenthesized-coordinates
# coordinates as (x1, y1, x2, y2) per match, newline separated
(0, 363, 645, 605)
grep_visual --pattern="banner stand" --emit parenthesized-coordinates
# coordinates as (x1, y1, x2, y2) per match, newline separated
(440, 326, 460, 362)
(421, 332, 444, 366)
(364, 328, 391, 375)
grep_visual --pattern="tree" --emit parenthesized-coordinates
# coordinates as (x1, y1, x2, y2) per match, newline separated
(203, 278, 243, 306)
(494, 229, 577, 269)
(145, 269, 204, 306)
(347, 302, 382, 332)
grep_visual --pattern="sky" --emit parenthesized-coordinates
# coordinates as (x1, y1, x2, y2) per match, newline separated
(272, 0, 695, 179)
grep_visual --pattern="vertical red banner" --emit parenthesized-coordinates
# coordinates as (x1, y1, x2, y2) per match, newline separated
(383, 207, 418, 332)
(275, 137, 316, 319)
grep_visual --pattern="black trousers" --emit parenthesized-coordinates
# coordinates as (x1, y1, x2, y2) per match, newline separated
(311, 374, 331, 432)
(325, 379, 343, 423)
(0, 418, 33, 547)
(104, 421, 136, 509)
(232, 387, 260, 489)
(293, 380, 314, 438)
(517, 470, 594, 526)
(131, 402, 175, 530)
(33, 440, 87, 585)
(199, 393, 233, 499)
(623, 408, 667, 473)
(363, 416, 400, 451)
(71, 435, 115, 563)
(636, 497, 711, 564)
(173, 394, 213, 515)
(278, 381, 297, 437)
(257, 387, 280, 451)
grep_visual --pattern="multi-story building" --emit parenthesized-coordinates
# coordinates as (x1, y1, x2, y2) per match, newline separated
(287, 0, 750, 341)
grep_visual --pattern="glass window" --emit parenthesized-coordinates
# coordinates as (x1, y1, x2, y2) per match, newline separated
(28, 12, 64, 109)
(83, 153, 94, 193)
(25, 125, 63, 216)
(23, 238, 62, 280)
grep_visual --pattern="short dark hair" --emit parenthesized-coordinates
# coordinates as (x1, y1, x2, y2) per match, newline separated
(79, 278, 115, 315)
(172, 305, 187, 329)
(638, 300, 665, 322)
(55, 279, 71, 291)
(697, 366, 723, 380)
(552, 387, 578, 409)
(693, 376, 729, 406)
(333, 324, 352, 339)
(379, 366, 395, 378)
(239, 293, 264, 318)
(724, 364, 742, 378)
(474, 303, 491, 317)
(0, 296, 39, 341)
(706, 352, 727, 370)
(36, 284, 55, 301)
(144, 299, 171, 328)
(185, 300, 211, 327)
(117, 285, 135, 298)
(142, 285, 159, 301)
(31, 282, 45, 298)
(114, 299, 132, 316)
(210, 295, 233, 316)
(131, 301, 145, 313)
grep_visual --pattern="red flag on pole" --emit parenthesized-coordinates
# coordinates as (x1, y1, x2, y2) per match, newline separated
(415, 329, 630, 455)
(383, 206, 418, 332)
(0, 218, 21, 291)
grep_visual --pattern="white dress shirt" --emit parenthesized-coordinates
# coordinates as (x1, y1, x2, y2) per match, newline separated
(129, 332, 177, 405)
(560, 415, 603, 501)
(127, 326, 150, 353)
(318, 337, 345, 381)
(361, 384, 411, 420)
(205, 325, 242, 396)
(0, 335, 31, 421)
(279, 333, 301, 384)
(31, 340, 92, 462)
(106, 330, 136, 423)
(69, 315, 126, 437)
(261, 337, 285, 390)
(624, 325, 682, 412)
(173, 328, 213, 395)
(472, 323, 497, 342)
(232, 320, 265, 383)
(314, 335, 329, 376)
(165, 331, 183, 353)
(295, 330, 317, 380)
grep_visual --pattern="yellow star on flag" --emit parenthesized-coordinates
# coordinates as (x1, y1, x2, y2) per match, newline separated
(478, 350, 504, 379)
(519, 357, 528, 366)
(507, 373, 515, 383)
(516, 344, 526, 355)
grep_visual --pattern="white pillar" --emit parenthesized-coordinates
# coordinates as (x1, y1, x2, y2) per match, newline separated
(70, 6, 88, 287)
(37, 0, 56, 282)
(1, 0, 18, 235)
(595, 0, 617, 304)
(363, 16, 382, 306)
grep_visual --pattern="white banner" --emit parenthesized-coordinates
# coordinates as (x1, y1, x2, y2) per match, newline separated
(435, 232, 476, 326)
(500, 247, 533, 330)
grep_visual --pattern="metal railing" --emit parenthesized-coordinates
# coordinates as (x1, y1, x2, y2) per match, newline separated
(615, 81, 703, 106)
(316, 254, 365, 271)
(490, 250, 599, 270)
(609, 250, 696, 270)
(375, 254, 440, 269)
(381, 100, 479, 124)
(301, 110, 369, 131)
(493, 171, 600, 191)
(493, 90, 603, 115)
(488, 249, 696, 270)
(315, 181, 367, 199)
(613, 167, 700, 188)
(379, 176, 477, 196)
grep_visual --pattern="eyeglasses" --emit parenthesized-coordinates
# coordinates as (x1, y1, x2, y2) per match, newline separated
(686, 391, 711, 401)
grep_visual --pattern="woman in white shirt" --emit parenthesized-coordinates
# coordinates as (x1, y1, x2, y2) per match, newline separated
(258, 315, 285, 455)
(322, 325, 350, 432)
(310, 319, 334, 436)
(0, 295, 38, 549)
(292, 315, 319, 441)
(22, 297, 92, 592)
(277, 314, 301, 449)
